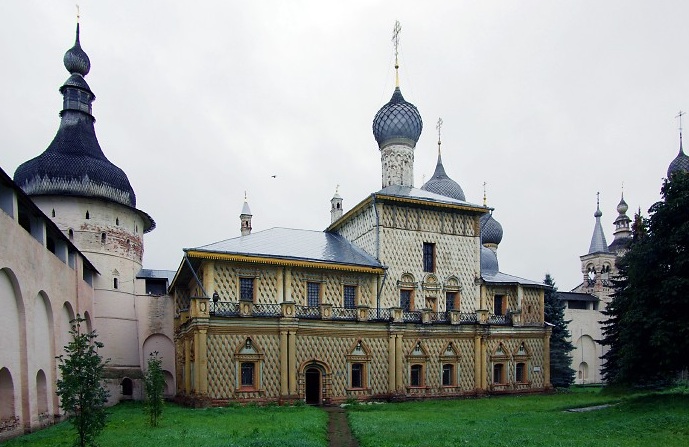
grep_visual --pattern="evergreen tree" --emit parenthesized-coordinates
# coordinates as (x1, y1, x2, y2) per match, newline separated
(144, 351, 165, 427)
(56, 315, 109, 447)
(601, 171, 689, 385)
(543, 274, 575, 387)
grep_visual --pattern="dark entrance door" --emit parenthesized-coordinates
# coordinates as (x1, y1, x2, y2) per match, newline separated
(305, 368, 321, 405)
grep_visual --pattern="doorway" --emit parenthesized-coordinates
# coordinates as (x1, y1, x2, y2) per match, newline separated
(305, 367, 321, 405)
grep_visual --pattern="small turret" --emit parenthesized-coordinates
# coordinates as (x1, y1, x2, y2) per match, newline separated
(240, 193, 252, 236)
(330, 186, 343, 224)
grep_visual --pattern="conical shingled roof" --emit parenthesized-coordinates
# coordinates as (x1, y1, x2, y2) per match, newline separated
(372, 87, 423, 148)
(14, 24, 137, 208)
(588, 201, 609, 254)
(420, 152, 466, 201)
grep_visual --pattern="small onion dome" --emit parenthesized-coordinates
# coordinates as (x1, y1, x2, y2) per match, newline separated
(420, 152, 466, 201)
(480, 245, 499, 276)
(617, 196, 628, 215)
(668, 138, 689, 177)
(480, 212, 503, 246)
(372, 87, 423, 148)
(63, 24, 90, 76)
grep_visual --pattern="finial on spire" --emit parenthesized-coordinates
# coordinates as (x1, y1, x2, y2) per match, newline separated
(436, 117, 443, 155)
(76, 4, 80, 22)
(392, 20, 401, 87)
(677, 110, 685, 154)
(483, 181, 487, 206)
(244, 190, 247, 201)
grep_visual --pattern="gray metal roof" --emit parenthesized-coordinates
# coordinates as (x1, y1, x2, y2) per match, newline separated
(377, 185, 485, 210)
(137, 269, 176, 283)
(188, 227, 383, 269)
(559, 291, 599, 302)
(481, 270, 546, 288)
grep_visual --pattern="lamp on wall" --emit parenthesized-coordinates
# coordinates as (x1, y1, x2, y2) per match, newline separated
(212, 291, 219, 315)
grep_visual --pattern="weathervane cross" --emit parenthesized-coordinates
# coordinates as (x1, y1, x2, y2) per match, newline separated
(676, 110, 685, 133)
(392, 20, 401, 86)
(76, 4, 80, 21)
(436, 117, 443, 146)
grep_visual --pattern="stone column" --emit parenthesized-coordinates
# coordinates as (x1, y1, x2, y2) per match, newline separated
(388, 333, 396, 392)
(184, 337, 191, 393)
(395, 334, 403, 391)
(285, 268, 293, 303)
(544, 328, 552, 388)
(277, 268, 284, 302)
(288, 330, 297, 395)
(279, 331, 288, 395)
(473, 334, 482, 391)
(197, 327, 208, 395)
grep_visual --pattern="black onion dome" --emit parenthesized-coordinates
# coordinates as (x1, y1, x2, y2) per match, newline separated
(480, 245, 499, 276)
(480, 213, 503, 246)
(14, 118, 137, 207)
(372, 87, 423, 148)
(420, 152, 466, 201)
(63, 23, 90, 76)
(13, 23, 137, 208)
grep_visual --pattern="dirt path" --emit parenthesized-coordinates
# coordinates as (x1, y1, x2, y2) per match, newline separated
(324, 406, 359, 447)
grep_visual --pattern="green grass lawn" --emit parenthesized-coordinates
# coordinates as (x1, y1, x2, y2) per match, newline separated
(347, 388, 689, 447)
(2, 402, 327, 447)
(4, 389, 688, 447)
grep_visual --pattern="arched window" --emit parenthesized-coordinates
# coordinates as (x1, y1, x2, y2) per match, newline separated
(121, 378, 133, 397)
(85, 210, 90, 219)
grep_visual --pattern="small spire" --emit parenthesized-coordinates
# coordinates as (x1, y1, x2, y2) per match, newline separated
(677, 110, 686, 154)
(589, 192, 609, 254)
(392, 20, 401, 87)
(436, 117, 443, 156)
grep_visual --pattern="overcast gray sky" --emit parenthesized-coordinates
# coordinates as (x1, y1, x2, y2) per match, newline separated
(2, 1, 687, 291)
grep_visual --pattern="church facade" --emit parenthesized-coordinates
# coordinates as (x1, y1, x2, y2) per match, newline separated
(171, 83, 552, 404)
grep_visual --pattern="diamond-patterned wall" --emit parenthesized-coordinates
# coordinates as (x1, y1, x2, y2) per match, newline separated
(289, 269, 375, 307)
(207, 332, 281, 399)
(296, 330, 390, 396)
(485, 334, 546, 389)
(379, 225, 480, 311)
(336, 206, 377, 258)
(401, 334, 476, 391)
(521, 288, 543, 325)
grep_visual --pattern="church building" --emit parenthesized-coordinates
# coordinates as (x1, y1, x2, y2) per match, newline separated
(170, 36, 552, 404)
(562, 131, 689, 384)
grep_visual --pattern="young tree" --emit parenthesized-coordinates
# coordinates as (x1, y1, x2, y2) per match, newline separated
(601, 171, 689, 385)
(56, 315, 109, 447)
(144, 351, 165, 427)
(543, 274, 575, 387)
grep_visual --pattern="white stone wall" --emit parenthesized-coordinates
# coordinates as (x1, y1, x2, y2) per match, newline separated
(381, 144, 415, 188)
(0, 199, 94, 437)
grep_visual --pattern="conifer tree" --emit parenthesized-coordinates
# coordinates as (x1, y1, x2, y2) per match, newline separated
(56, 315, 109, 447)
(543, 274, 575, 387)
(144, 351, 165, 427)
(601, 171, 689, 385)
